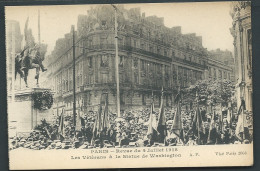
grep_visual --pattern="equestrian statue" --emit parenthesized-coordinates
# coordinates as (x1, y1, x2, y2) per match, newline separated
(15, 43, 47, 88)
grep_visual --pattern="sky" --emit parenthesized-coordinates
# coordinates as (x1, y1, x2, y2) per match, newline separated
(5, 2, 234, 55)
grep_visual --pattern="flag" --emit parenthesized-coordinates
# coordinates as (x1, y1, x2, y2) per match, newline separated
(75, 99, 85, 131)
(235, 100, 246, 140)
(91, 106, 102, 145)
(227, 107, 231, 125)
(147, 100, 156, 135)
(24, 17, 29, 41)
(92, 94, 109, 144)
(156, 87, 167, 143)
(172, 97, 182, 130)
(102, 93, 109, 131)
(174, 87, 181, 104)
(171, 101, 184, 143)
(24, 16, 35, 48)
(92, 97, 102, 141)
(147, 91, 157, 138)
(191, 102, 204, 144)
(75, 110, 82, 132)
(58, 109, 65, 137)
(207, 110, 216, 143)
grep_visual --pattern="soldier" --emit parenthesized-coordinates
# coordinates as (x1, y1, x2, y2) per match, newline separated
(31, 44, 47, 72)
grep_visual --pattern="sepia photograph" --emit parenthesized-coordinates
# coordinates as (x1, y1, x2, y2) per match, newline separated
(5, 1, 253, 169)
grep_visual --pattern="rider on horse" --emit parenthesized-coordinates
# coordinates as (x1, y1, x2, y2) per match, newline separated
(21, 43, 47, 78)
(15, 43, 47, 87)
(30, 44, 47, 73)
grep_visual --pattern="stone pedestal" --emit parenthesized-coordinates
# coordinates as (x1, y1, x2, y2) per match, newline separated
(8, 88, 54, 137)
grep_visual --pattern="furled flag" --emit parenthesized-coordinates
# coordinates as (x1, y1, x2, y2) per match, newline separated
(147, 91, 158, 139)
(75, 99, 85, 131)
(172, 87, 182, 130)
(156, 87, 167, 143)
(58, 108, 65, 137)
(75, 110, 82, 132)
(191, 92, 204, 144)
(172, 102, 182, 130)
(24, 17, 35, 48)
(92, 94, 109, 143)
(227, 102, 232, 127)
(235, 99, 246, 140)
(24, 17, 29, 43)
(207, 110, 216, 143)
(92, 96, 103, 144)
(102, 93, 110, 131)
(172, 100, 184, 143)
(227, 107, 231, 126)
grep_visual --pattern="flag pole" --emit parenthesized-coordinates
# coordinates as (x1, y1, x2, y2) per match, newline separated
(242, 99, 245, 141)
(11, 23, 15, 104)
(38, 9, 41, 46)
(196, 90, 200, 145)
(72, 25, 76, 127)
(112, 4, 120, 118)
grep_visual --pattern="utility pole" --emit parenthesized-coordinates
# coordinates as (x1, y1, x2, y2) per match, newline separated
(112, 4, 120, 117)
(72, 25, 76, 126)
(11, 23, 15, 104)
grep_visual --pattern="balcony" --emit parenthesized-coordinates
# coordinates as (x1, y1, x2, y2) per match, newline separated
(172, 56, 206, 69)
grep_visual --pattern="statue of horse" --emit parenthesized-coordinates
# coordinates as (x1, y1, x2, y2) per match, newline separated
(15, 46, 45, 88)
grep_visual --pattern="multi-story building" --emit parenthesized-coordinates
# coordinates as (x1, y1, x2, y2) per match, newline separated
(6, 20, 23, 91)
(230, 2, 252, 120)
(207, 49, 234, 82)
(44, 5, 233, 115)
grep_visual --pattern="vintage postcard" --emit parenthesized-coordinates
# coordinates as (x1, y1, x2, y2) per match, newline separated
(6, 1, 253, 170)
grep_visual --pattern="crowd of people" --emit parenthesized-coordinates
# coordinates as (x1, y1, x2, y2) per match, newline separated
(9, 104, 253, 150)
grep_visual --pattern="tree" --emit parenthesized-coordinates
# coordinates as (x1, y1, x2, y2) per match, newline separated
(182, 79, 235, 107)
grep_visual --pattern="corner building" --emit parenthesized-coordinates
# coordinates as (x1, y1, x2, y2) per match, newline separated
(45, 5, 232, 115)
(230, 2, 252, 126)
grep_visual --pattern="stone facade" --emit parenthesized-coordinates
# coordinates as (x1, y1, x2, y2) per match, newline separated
(43, 5, 233, 115)
(230, 1, 252, 115)
(207, 49, 234, 82)
(6, 20, 23, 91)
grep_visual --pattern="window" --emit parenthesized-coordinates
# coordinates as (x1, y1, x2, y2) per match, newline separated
(101, 20, 106, 26)
(100, 38, 106, 48)
(89, 57, 93, 68)
(100, 55, 108, 67)
(119, 56, 124, 67)
(149, 44, 153, 52)
(133, 40, 137, 48)
(164, 49, 167, 56)
(133, 58, 138, 68)
(140, 42, 144, 49)
(88, 39, 93, 47)
(219, 70, 222, 79)
(120, 95, 125, 105)
(142, 94, 146, 105)
(157, 47, 160, 54)
(134, 72, 138, 84)
(141, 60, 145, 71)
